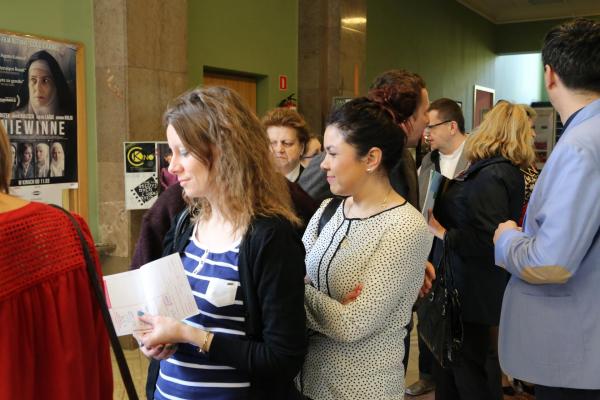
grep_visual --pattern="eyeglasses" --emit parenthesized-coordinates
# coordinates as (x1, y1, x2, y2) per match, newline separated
(424, 120, 452, 133)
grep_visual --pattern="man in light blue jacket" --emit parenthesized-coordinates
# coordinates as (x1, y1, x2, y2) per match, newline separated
(494, 18, 600, 400)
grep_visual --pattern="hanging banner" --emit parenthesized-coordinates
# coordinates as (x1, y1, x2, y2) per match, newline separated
(0, 32, 79, 188)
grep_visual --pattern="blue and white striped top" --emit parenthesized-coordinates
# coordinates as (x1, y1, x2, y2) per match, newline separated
(155, 228, 249, 400)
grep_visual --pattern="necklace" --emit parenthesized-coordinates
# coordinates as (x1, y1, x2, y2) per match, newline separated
(380, 187, 392, 210)
(348, 187, 393, 218)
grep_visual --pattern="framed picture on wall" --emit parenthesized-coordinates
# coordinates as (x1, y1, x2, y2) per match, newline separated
(0, 30, 87, 214)
(473, 85, 495, 129)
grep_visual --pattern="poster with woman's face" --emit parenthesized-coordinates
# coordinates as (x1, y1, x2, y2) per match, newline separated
(0, 32, 77, 187)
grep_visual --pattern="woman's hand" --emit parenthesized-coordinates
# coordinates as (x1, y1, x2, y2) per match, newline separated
(134, 312, 186, 349)
(137, 341, 178, 360)
(427, 209, 447, 240)
(341, 283, 363, 305)
(419, 261, 436, 298)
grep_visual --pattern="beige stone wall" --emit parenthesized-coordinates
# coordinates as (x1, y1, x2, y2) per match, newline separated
(94, 0, 188, 274)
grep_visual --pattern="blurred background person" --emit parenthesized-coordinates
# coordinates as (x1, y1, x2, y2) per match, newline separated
(35, 142, 50, 177)
(159, 148, 178, 191)
(426, 101, 534, 400)
(263, 107, 311, 182)
(11, 50, 74, 117)
(0, 123, 112, 399)
(300, 136, 322, 169)
(297, 97, 432, 399)
(135, 86, 307, 400)
(16, 142, 34, 179)
(50, 142, 65, 177)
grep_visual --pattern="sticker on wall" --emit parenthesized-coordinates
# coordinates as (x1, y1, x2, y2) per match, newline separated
(124, 142, 159, 210)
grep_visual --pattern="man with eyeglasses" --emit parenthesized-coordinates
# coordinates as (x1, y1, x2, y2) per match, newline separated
(417, 98, 468, 207)
(406, 98, 468, 397)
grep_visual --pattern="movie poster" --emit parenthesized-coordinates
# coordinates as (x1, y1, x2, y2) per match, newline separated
(0, 32, 78, 188)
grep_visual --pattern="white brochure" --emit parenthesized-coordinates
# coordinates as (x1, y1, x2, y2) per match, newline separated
(103, 253, 199, 336)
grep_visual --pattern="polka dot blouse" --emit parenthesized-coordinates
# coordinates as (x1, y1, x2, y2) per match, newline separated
(297, 198, 433, 400)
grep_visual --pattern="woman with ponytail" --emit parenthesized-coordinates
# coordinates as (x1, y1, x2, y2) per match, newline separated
(296, 97, 432, 399)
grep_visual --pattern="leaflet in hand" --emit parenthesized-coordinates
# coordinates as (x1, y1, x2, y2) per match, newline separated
(103, 253, 199, 336)
(422, 170, 444, 221)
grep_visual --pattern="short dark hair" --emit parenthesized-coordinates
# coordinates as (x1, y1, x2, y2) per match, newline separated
(542, 18, 600, 93)
(327, 97, 405, 174)
(368, 69, 426, 125)
(428, 98, 465, 133)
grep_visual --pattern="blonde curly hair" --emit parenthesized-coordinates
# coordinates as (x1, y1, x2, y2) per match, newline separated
(465, 101, 535, 168)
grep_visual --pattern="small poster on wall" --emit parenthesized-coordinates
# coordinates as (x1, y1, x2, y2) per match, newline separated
(473, 85, 495, 129)
(124, 141, 176, 210)
(0, 31, 79, 189)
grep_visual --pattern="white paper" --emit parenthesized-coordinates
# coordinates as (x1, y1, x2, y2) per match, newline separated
(103, 253, 199, 336)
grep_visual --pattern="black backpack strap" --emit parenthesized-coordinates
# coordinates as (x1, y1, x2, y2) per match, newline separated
(317, 197, 343, 235)
(51, 205, 139, 400)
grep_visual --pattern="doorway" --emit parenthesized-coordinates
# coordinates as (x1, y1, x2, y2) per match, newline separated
(203, 70, 257, 113)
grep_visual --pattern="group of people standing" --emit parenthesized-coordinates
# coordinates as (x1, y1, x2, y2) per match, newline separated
(0, 17, 598, 400)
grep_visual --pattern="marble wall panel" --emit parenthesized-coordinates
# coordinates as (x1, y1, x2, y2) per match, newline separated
(93, 0, 127, 69)
(126, 0, 187, 72)
(96, 66, 128, 162)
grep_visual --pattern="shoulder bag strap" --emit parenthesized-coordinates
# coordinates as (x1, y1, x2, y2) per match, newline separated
(51, 205, 139, 400)
(317, 196, 343, 235)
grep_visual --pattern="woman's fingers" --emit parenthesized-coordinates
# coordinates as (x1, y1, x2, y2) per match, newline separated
(341, 283, 363, 305)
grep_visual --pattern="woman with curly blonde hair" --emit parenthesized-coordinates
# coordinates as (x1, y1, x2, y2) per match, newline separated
(136, 86, 307, 400)
(426, 101, 533, 400)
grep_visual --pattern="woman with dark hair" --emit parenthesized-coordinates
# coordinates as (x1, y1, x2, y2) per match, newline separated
(134, 86, 307, 400)
(0, 121, 112, 398)
(12, 50, 74, 117)
(296, 97, 432, 399)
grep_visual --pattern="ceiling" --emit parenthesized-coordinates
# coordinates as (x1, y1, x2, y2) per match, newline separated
(456, 0, 600, 24)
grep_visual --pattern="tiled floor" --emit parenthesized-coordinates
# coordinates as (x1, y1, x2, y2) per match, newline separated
(111, 323, 433, 400)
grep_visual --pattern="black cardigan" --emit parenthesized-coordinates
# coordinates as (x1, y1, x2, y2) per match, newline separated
(432, 156, 524, 326)
(162, 210, 308, 399)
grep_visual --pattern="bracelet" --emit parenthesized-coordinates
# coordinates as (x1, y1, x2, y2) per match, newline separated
(198, 331, 212, 353)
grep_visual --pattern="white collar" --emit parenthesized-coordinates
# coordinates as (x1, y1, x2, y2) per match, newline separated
(285, 163, 301, 182)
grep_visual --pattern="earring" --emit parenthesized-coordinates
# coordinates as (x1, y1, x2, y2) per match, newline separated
(366, 168, 372, 173)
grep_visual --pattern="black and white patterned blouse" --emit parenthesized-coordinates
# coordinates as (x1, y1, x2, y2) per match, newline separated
(297, 198, 432, 400)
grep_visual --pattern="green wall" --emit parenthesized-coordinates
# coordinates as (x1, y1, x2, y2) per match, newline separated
(367, 0, 496, 132)
(188, 0, 298, 116)
(495, 16, 600, 55)
(1, 0, 98, 237)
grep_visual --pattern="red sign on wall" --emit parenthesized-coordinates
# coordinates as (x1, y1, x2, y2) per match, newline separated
(279, 75, 287, 91)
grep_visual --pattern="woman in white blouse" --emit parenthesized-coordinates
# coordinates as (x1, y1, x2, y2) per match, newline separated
(297, 97, 432, 399)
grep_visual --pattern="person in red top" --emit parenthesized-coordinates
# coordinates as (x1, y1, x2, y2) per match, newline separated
(0, 124, 113, 399)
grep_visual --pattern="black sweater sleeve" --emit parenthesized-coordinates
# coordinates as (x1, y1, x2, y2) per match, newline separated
(208, 219, 307, 381)
(445, 165, 523, 259)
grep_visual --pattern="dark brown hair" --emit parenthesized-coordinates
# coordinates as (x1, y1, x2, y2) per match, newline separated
(368, 69, 427, 125)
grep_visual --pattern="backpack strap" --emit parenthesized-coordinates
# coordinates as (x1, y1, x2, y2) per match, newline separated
(317, 197, 343, 235)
